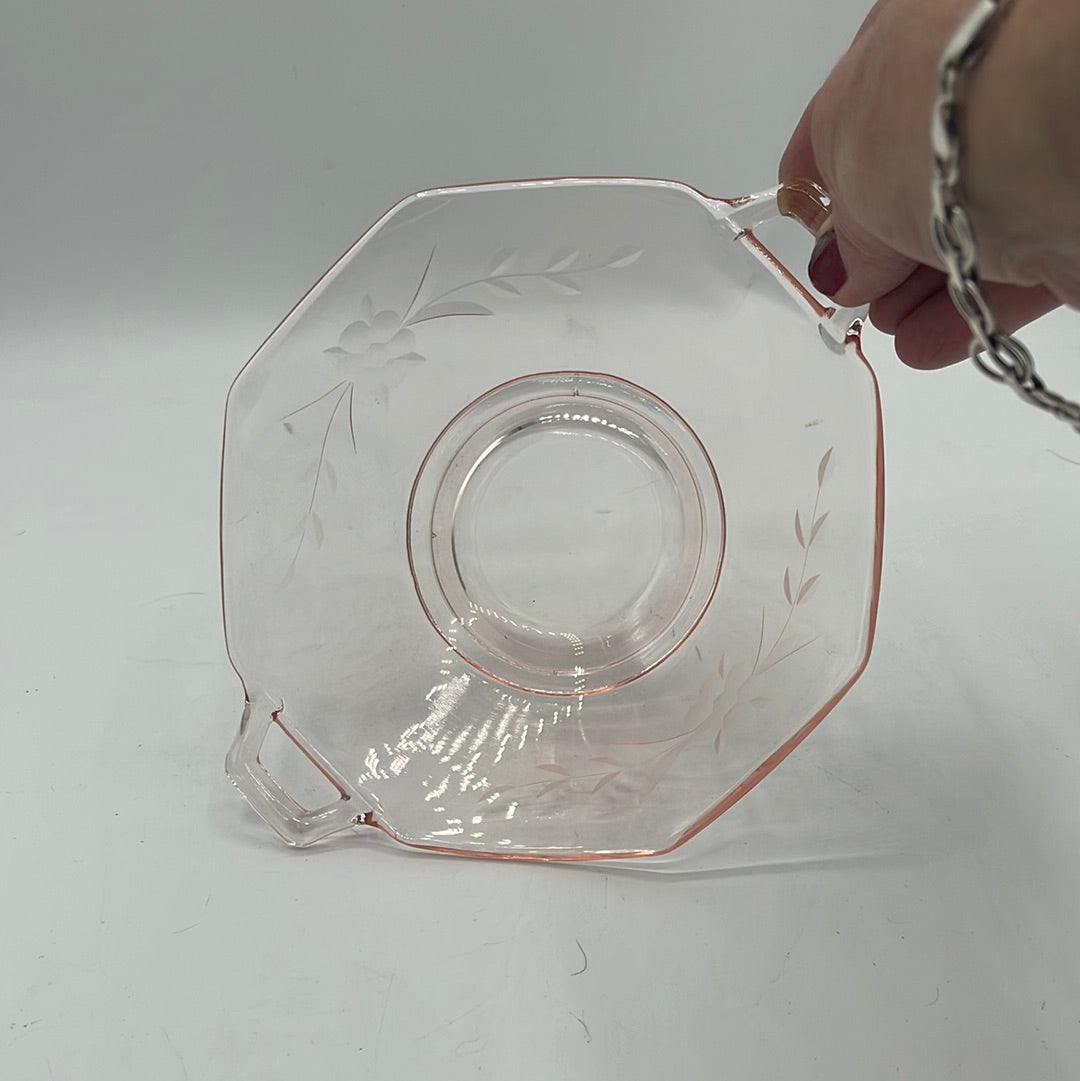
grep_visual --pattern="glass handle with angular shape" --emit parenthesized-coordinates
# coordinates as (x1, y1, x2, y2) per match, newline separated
(225, 693, 366, 846)
(727, 181, 868, 352)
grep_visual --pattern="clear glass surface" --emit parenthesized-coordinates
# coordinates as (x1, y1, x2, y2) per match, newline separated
(221, 178, 884, 860)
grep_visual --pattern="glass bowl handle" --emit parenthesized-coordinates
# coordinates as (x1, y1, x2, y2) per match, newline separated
(727, 180, 868, 351)
(225, 693, 367, 846)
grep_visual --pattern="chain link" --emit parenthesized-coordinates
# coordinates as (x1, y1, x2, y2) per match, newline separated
(929, 0, 1080, 434)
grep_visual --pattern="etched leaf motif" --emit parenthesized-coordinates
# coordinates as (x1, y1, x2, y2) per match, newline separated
(323, 346, 349, 355)
(488, 248, 515, 275)
(638, 746, 684, 797)
(504, 437, 835, 799)
(358, 294, 374, 322)
(546, 247, 579, 272)
(346, 383, 358, 452)
(283, 420, 295, 434)
(485, 278, 521, 295)
(798, 574, 820, 603)
(324, 461, 337, 491)
(818, 447, 834, 486)
(542, 273, 581, 295)
(409, 301, 493, 324)
(606, 246, 643, 269)
(311, 512, 325, 547)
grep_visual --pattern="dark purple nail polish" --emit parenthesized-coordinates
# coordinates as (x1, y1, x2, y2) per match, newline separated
(808, 231, 847, 297)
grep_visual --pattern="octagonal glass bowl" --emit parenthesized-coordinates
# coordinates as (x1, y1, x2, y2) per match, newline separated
(221, 178, 883, 860)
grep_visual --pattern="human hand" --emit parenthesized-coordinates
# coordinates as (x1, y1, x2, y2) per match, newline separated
(779, 0, 1080, 369)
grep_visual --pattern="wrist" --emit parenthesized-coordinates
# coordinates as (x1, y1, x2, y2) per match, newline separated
(962, 0, 1080, 284)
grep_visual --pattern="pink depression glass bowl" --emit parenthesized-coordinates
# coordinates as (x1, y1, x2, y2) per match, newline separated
(221, 178, 884, 860)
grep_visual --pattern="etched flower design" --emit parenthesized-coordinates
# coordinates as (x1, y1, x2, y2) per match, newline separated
(280, 243, 644, 579)
(324, 299, 422, 366)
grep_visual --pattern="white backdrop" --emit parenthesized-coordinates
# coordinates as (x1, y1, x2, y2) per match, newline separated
(3, 2, 1080, 1078)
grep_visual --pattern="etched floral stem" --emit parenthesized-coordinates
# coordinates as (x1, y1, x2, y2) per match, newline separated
(281, 379, 349, 428)
(400, 254, 635, 329)
(286, 381, 352, 573)
(507, 449, 836, 799)
(756, 481, 822, 675)
(401, 246, 436, 324)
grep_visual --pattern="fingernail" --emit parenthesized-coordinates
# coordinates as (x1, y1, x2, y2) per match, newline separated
(808, 231, 847, 297)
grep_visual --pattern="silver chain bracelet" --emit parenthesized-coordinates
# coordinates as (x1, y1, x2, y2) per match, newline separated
(930, 0, 1080, 434)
